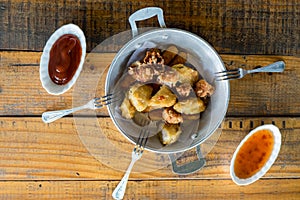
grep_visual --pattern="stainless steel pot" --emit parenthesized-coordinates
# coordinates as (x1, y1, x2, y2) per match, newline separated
(105, 7, 230, 174)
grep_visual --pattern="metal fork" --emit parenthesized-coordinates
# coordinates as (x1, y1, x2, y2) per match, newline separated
(112, 129, 150, 200)
(215, 61, 285, 81)
(42, 93, 119, 123)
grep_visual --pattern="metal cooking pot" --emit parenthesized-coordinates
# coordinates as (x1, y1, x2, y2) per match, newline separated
(105, 7, 230, 174)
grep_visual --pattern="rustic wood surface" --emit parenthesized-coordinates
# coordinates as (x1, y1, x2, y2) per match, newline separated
(1, 0, 300, 199)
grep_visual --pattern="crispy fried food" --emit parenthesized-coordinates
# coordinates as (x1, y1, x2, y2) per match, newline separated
(119, 92, 136, 119)
(158, 123, 182, 145)
(169, 51, 187, 66)
(172, 64, 199, 85)
(143, 48, 164, 64)
(176, 82, 193, 97)
(162, 107, 183, 124)
(162, 45, 179, 65)
(173, 97, 206, 115)
(148, 85, 177, 110)
(194, 79, 215, 98)
(157, 67, 180, 87)
(128, 84, 153, 112)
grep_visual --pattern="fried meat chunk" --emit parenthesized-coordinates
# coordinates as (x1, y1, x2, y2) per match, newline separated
(194, 79, 215, 98)
(162, 107, 183, 124)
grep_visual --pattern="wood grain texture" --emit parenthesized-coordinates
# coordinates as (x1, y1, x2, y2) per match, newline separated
(1, 0, 300, 55)
(0, 179, 299, 200)
(0, 117, 299, 180)
(0, 51, 299, 116)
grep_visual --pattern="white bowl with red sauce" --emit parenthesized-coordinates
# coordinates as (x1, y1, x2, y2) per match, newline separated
(230, 124, 281, 185)
(40, 24, 86, 95)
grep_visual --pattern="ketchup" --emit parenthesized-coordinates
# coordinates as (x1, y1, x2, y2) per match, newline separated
(48, 34, 82, 85)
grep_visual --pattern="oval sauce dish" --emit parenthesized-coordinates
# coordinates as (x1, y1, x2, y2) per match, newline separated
(230, 124, 281, 185)
(40, 24, 86, 95)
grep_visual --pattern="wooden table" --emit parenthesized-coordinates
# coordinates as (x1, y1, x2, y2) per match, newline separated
(1, 1, 300, 199)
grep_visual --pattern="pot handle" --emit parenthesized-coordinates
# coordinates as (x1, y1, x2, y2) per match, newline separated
(128, 7, 166, 37)
(168, 145, 206, 175)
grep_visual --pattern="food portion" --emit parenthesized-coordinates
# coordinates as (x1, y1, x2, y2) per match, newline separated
(119, 45, 215, 146)
(158, 123, 182, 145)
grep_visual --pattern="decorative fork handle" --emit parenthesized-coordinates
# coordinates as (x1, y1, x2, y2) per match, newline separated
(248, 61, 285, 73)
(112, 158, 137, 200)
(42, 104, 88, 123)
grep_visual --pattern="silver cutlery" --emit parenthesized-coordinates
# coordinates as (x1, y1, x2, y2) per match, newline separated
(112, 128, 150, 200)
(42, 93, 118, 123)
(215, 61, 285, 81)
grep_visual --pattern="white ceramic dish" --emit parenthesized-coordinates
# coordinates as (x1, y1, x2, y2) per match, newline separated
(40, 24, 86, 95)
(230, 124, 281, 185)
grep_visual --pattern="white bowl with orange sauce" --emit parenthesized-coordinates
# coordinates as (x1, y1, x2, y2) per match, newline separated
(230, 124, 281, 185)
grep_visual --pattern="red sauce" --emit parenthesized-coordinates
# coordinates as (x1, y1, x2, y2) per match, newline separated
(234, 129, 274, 179)
(48, 34, 82, 85)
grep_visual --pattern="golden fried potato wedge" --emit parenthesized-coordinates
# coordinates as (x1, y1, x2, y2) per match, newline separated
(128, 84, 153, 112)
(173, 97, 206, 115)
(172, 64, 199, 85)
(169, 51, 187, 66)
(158, 123, 182, 145)
(119, 92, 136, 119)
(148, 85, 177, 109)
(162, 45, 179, 65)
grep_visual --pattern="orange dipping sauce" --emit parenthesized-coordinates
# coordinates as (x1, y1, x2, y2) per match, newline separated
(48, 34, 82, 85)
(234, 129, 274, 179)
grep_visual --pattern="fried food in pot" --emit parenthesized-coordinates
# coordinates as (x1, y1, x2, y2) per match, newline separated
(148, 85, 177, 110)
(173, 97, 206, 115)
(119, 92, 136, 119)
(194, 79, 215, 98)
(172, 64, 199, 85)
(162, 107, 183, 124)
(158, 123, 182, 145)
(128, 84, 153, 112)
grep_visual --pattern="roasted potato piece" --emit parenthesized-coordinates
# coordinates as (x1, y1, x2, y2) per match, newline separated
(172, 64, 199, 85)
(148, 85, 177, 109)
(173, 97, 206, 115)
(120, 92, 136, 119)
(162, 45, 179, 65)
(128, 84, 153, 112)
(169, 51, 187, 66)
(158, 123, 182, 145)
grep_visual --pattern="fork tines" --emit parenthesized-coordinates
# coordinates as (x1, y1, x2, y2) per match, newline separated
(215, 69, 240, 81)
(94, 92, 122, 108)
(134, 129, 150, 154)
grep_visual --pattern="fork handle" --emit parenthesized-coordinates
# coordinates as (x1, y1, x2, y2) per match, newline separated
(112, 159, 136, 200)
(248, 61, 285, 73)
(42, 105, 87, 123)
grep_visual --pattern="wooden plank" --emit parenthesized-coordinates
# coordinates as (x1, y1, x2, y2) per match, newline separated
(0, 117, 299, 180)
(1, 0, 300, 55)
(0, 51, 113, 116)
(0, 179, 299, 199)
(0, 51, 299, 116)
